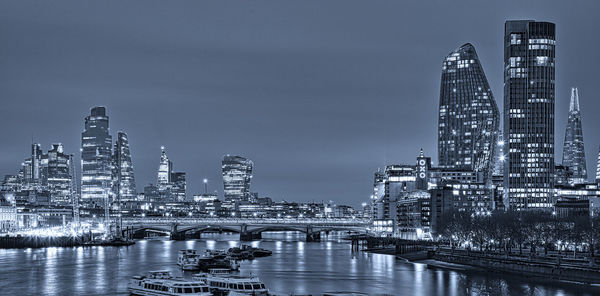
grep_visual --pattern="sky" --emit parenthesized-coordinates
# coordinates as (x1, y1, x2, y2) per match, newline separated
(1, 1, 600, 207)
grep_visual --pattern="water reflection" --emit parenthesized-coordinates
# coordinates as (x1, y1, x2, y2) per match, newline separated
(1, 233, 600, 295)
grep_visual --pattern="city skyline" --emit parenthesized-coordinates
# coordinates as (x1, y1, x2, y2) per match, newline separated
(2, 1, 600, 207)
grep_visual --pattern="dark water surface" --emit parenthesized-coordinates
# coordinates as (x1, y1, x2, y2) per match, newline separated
(1, 232, 599, 295)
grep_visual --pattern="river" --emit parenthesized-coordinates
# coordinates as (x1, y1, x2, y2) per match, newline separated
(0, 232, 598, 295)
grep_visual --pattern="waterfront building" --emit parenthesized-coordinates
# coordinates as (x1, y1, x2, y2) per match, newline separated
(113, 132, 137, 201)
(504, 20, 556, 210)
(143, 184, 160, 202)
(222, 155, 253, 202)
(81, 106, 113, 207)
(562, 88, 587, 185)
(438, 43, 499, 180)
(396, 190, 432, 240)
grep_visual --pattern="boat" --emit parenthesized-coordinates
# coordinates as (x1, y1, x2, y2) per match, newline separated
(205, 249, 228, 259)
(178, 250, 203, 271)
(193, 273, 269, 296)
(228, 247, 255, 260)
(237, 245, 272, 258)
(127, 270, 211, 295)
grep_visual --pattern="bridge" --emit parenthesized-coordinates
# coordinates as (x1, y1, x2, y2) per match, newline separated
(120, 217, 370, 241)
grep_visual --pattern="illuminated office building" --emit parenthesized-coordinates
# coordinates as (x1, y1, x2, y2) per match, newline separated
(438, 43, 499, 179)
(222, 155, 253, 202)
(113, 132, 137, 201)
(504, 20, 556, 210)
(81, 106, 113, 206)
(157, 146, 173, 198)
(562, 87, 587, 185)
(45, 144, 73, 204)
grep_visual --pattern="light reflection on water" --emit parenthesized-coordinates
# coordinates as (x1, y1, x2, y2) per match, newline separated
(0, 232, 599, 295)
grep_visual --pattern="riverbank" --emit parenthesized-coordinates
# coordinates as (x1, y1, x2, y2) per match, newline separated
(363, 245, 600, 285)
(0, 235, 135, 249)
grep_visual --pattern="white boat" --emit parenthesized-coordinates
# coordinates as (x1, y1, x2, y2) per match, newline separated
(193, 272, 268, 296)
(128, 270, 211, 296)
(178, 249, 202, 271)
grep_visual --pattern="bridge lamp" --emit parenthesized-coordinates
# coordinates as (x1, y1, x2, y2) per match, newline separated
(210, 211, 214, 217)
(231, 212, 236, 217)
(277, 213, 281, 218)
(141, 213, 145, 217)
(188, 212, 193, 217)
(253, 213, 257, 217)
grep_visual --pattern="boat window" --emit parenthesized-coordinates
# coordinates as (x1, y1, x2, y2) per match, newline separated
(229, 283, 234, 288)
(245, 284, 252, 289)
(184, 287, 193, 293)
(177, 288, 183, 293)
(260, 284, 265, 289)
(253, 284, 261, 289)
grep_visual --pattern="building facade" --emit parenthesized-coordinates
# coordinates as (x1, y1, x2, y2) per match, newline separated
(562, 87, 587, 185)
(438, 43, 499, 179)
(157, 146, 173, 199)
(222, 155, 253, 202)
(81, 106, 113, 206)
(504, 20, 556, 210)
(113, 132, 137, 201)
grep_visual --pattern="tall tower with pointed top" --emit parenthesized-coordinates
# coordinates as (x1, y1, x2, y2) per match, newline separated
(438, 43, 499, 179)
(157, 146, 173, 198)
(562, 87, 587, 184)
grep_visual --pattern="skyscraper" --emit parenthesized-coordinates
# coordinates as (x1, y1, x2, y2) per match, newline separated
(596, 146, 600, 184)
(81, 106, 113, 206)
(438, 43, 499, 178)
(113, 132, 137, 201)
(170, 172, 186, 202)
(157, 146, 172, 199)
(222, 155, 253, 202)
(45, 143, 73, 204)
(562, 87, 587, 185)
(504, 20, 556, 210)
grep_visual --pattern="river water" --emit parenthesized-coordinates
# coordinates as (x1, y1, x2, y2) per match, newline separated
(0, 232, 599, 295)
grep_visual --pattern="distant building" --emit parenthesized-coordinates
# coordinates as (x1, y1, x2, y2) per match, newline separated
(504, 20, 556, 210)
(222, 155, 253, 202)
(170, 172, 186, 202)
(562, 87, 587, 185)
(438, 43, 499, 180)
(157, 146, 173, 199)
(113, 132, 137, 201)
(44, 144, 73, 205)
(81, 106, 113, 206)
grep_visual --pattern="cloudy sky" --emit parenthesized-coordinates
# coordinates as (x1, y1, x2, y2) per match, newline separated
(1, 1, 599, 207)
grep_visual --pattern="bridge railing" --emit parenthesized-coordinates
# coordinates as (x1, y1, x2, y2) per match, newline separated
(121, 217, 369, 226)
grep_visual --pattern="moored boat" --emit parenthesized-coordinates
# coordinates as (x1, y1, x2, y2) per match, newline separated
(193, 272, 268, 296)
(127, 270, 211, 296)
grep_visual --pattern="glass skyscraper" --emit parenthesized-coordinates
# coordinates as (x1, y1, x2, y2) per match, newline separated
(222, 155, 253, 202)
(504, 20, 556, 210)
(45, 143, 73, 205)
(157, 146, 172, 199)
(81, 106, 113, 206)
(438, 43, 499, 178)
(113, 132, 137, 201)
(561, 87, 587, 185)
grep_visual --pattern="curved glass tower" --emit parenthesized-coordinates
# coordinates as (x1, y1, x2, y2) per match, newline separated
(562, 87, 587, 185)
(438, 43, 499, 178)
(81, 106, 113, 206)
(114, 132, 137, 201)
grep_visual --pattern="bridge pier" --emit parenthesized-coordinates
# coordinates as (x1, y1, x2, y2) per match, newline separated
(306, 227, 321, 242)
(170, 223, 185, 240)
(240, 224, 262, 241)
